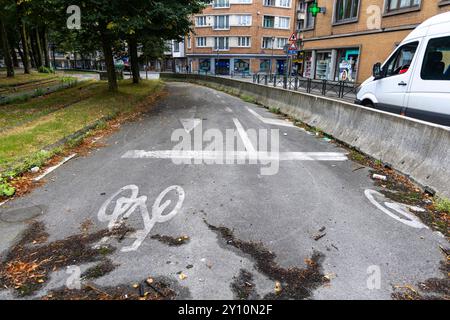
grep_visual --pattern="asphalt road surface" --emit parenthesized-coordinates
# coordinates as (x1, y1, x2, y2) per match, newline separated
(0, 82, 446, 300)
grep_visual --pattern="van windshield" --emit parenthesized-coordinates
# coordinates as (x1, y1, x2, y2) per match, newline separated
(421, 36, 450, 81)
(384, 42, 419, 77)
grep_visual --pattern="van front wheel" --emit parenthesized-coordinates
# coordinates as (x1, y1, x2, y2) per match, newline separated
(362, 99, 374, 108)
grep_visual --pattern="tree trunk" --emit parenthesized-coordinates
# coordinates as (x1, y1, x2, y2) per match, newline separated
(19, 29, 31, 72)
(129, 36, 140, 84)
(34, 28, 43, 68)
(41, 27, 50, 68)
(101, 33, 118, 92)
(0, 18, 14, 77)
(27, 30, 36, 68)
(10, 47, 19, 67)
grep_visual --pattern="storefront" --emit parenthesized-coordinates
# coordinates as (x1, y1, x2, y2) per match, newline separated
(302, 48, 360, 82)
(315, 51, 333, 80)
(335, 49, 360, 82)
(260, 59, 270, 73)
(199, 59, 211, 73)
(216, 59, 230, 75)
(234, 59, 250, 75)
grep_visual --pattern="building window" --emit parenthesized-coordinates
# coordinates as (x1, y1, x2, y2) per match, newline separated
(421, 36, 450, 81)
(335, 0, 359, 23)
(315, 52, 333, 80)
(263, 0, 276, 6)
(196, 16, 207, 27)
(214, 15, 229, 29)
(335, 49, 360, 82)
(260, 59, 270, 72)
(278, 17, 290, 29)
(238, 15, 252, 26)
(238, 37, 251, 47)
(187, 36, 191, 49)
(213, 0, 230, 8)
(262, 37, 274, 49)
(263, 16, 275, 28)
(298, 1, 315, 30)
(196, 37, 207, 47)
(199, 59, 211, 72)
(277, 38, 288, 49)
(386, 0, 420, 12)
(279, 0, 291, 7)
(214, 37, 229, 50)
(173, 42, 180, 53)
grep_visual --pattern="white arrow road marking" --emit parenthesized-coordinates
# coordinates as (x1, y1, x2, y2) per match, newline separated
(34, 154, 77, 182)
(180, 118, 201, 133)
(122, 150, 347, 161)
(247, 107, 295, 128)
(364, 189, 428, 229)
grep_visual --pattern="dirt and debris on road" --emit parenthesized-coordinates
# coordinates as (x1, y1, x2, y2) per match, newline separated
(150, 234, 190, 246)
(392, 249, 449, 300)
(0, 221, 131, 297)
(231, 269, 259, 300)
(205, 220, 329, 300)
(41, 278, 177, 300)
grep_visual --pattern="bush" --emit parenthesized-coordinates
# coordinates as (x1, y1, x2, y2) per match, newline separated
(0, 178, 15, 197)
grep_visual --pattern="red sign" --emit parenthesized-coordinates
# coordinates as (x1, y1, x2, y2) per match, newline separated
(288, 43, 298, 51)
(289, 33, 298, 42)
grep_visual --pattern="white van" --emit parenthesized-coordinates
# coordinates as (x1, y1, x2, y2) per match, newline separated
(356, 11, 450, 126)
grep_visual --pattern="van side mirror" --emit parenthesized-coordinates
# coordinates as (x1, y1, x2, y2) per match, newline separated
(373, 63, 383, 80)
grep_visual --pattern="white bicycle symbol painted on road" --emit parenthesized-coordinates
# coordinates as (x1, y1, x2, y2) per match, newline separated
(98, 185, 185, 252)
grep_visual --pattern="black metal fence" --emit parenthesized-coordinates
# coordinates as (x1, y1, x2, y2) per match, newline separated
(252, 74, 359, 101)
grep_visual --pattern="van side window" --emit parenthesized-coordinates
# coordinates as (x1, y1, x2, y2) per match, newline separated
(384, 42, 418, 77)
(421, 36, 450, 81)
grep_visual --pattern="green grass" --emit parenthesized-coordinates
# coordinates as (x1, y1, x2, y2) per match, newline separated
(0, 81, 95, 129)
(436, 198, 450, 213)
(0, 79, 163, 175)
(0, 72, 57, 88)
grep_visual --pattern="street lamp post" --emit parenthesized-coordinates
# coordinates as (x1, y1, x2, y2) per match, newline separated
(270, 36, 275, 77)
(215, 48, 220, 76)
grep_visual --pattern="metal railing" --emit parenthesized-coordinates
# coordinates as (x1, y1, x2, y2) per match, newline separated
(252, 73, 359, 101)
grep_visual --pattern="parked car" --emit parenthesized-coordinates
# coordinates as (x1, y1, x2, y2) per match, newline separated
(356, 11, 450, 126)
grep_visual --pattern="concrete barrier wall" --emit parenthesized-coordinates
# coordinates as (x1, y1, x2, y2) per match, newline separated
(161, 73, 450, 198)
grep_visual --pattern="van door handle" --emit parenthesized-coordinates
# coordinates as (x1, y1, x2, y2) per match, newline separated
(398, 81, 407, 86)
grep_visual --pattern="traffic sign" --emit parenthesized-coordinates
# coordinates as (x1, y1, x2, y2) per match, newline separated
(288, 43, 298, 51)
(289, 33, 298, 42)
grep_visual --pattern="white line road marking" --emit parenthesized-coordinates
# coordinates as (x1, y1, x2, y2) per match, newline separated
(232, 118, 257, 154)
(247, 107, 295, 128)
(225, 107, 233, 113)
(34, 154, 77, 182)
(122, 150, 348, 162)
(364, 189, 428, 229)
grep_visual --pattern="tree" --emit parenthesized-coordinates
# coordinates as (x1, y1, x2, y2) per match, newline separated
(119, 0, 208, 84)
(0, 0, 15, 77)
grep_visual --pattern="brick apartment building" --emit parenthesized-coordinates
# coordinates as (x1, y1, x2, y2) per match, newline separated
(185, 0, 297, 75)
(296, 0, 450, 83)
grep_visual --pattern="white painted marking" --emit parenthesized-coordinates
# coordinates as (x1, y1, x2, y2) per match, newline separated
(364, 189, 428, 229)
(98, 185, 185, 252)
(225, 107, 233, 113)
(122, 150, 347, 162)
(33, 154, 77, 181)
(247, 107, 295, 128)
(0, 199, 10, 207)
(232, 118, 256, 154)
(180, 118, 201, 133)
